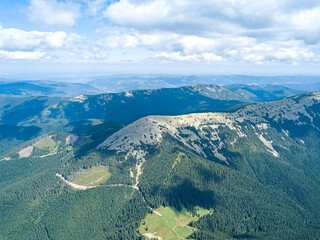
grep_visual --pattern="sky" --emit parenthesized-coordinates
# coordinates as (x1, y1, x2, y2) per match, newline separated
(1, 0, 320, 76)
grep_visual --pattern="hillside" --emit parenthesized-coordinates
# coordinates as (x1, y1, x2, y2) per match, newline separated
(86, 75, 319, 93)
(0, 89, 319, 239)
(0, 81, 102, 98)
(0, 84, 300, 128)
(0, 84, 244, 154)
(27, 84, 301, 126)
(99, 92, 320, 165)
(97, 92, 320, 238)
(225, 84, 302, 102)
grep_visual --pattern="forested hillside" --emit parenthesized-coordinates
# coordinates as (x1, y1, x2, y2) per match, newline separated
(2, 83, 292, 154)
(0, 89, 319, 239)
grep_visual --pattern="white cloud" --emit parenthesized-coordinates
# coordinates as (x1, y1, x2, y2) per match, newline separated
(102, 0, 320, 44)
(289, 7, 320, 44)
(0, 50, 46, 60)
(0, 25, 83, 60)
(239, 43, 315, 64)
(96, 34, 140, 48)
(94, 29, 319, 64)
(102, 0, 281, 34)
(2, 0, 320, 65)
(93, 0, 320, 65)
(103, 0, 170, 28)
(86, 0, 108, 16)
(27, 0, 81, 28)
(154, 52, 224, 63)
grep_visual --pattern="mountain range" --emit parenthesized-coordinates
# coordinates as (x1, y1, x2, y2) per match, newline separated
(0, 84, 300, 152)
(0, 81, 102, 97)
(0, 84, 320, 239)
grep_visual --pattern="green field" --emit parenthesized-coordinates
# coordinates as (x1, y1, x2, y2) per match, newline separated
(34, 136, 57, 149)
(72, 166, 111, 187)
(139, 206, 211, 240)
(31, 135, 63, 157)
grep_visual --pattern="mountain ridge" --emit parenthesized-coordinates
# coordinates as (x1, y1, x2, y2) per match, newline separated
(1, 91, 320, 239)
(98, 92, 320, 185)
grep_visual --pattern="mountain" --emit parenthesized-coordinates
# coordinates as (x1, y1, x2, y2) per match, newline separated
(1, 92, 320, 239)
(87, 75, 320, 93)
(0, 82, 54, 96)
(0, 83, 302, 130)
(0, 82, 308, 160)
(99, 92, 320, 178)
(26, 84, 301, 127)
(225, 84, 302, 102)
(0, 81, 102, 97)
(0, 96, 63, 153)
(97, 92, 320, 239)
(1, 75, 319, 95)
(0, 84, 244, 154)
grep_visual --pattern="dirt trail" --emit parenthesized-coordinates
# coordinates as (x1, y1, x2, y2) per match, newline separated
(36, 151, 62, 158)
(56, 173, 139, 191)
(0, 157, 11, 162)
(55, 173, 161, 216)
(148, 207, 162, 216)
(56, 173, 94, 190)
(143, 233, 163, 240)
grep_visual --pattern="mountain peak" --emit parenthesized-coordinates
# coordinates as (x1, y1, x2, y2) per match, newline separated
(99, 92, 320, 177)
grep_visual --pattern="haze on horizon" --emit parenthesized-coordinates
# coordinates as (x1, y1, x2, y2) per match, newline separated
(1, 0, 320, 76)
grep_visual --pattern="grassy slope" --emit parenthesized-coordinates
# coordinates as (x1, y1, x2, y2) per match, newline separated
(73, 166, 111, 187)
(139, 206, 211, 240)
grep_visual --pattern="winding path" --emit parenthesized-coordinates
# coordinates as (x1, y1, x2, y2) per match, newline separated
(56, 173, 94, 190)
(55, 173, 161, 216)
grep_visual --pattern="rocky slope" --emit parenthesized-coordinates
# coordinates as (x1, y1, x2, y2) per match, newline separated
(98, 92, 320, 183)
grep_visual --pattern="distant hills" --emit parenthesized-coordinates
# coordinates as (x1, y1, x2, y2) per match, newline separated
(0, 83, 302, 153)
(225, 84, 302, 102)
(1, 75, 319, 98)
(0, 83, 301, 128)
(87, 75, 320, 93)
(0, 81, 102, 97)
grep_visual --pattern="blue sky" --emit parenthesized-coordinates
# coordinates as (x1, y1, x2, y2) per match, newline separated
(1, 0, 320, 75)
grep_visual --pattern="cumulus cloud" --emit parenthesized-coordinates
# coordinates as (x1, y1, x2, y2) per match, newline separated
(94, 0, 320, 64)
(152, 41, 315, 64)
(103, 0, 320, 36)
(102, 0, 320, 42)
(27, 0, 81, 28)
(0, 25, 83, 60)
(0, 50, 46, 60)
(4, 0, 320, 65)
(95, 31, 316, 64)
(86, 0, 111, 16)
(103, 0, 281, 35)
(154, 52, 224, 63)
(288, 7, 320, 44)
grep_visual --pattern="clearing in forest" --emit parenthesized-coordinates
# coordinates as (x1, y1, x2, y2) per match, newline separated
(139, 206, 211, 240)
(72, 166, 111, 187)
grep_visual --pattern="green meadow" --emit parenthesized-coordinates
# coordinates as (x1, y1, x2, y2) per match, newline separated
(72, 166, 111, 187)
(139, 206, 211, 240)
